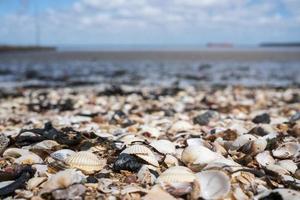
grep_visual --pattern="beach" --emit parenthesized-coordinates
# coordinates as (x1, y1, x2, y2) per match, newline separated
(0, 49, 300, 199)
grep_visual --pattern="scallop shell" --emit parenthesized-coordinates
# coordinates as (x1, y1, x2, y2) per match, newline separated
(272, 142, 299, 159)
(0, 133, 9, 155)
(156, 166, 196, 196)
(181, 145, 221, 167)
(3, 148, 43, 164)
(51, 149, 76, 161)
(195, 170, 231, 199)
(150, 140, 176, 155)
(121, 145, 159, 167)
(164, 155, 178, 167)
(255, 151, 275, 167)
(40, 169, 85, 194)
(64, 151, 105, 174)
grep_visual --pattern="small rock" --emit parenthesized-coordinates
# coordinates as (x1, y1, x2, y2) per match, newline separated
(252, 113, 271, 124)
(290, 112, 300, 123)
(193, 110, 218, 126)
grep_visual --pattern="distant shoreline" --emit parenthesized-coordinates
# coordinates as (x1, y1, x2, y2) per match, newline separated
(260, 42, 300, 47)
(0, 45, 56, 53)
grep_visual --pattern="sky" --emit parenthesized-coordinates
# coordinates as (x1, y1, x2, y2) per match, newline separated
(0, 0, 300, 46)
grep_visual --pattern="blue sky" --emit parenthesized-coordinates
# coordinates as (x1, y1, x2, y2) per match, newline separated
(0, 0, 299, 46)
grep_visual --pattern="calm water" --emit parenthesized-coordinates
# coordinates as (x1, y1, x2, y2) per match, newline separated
(0, 48, 300, 88)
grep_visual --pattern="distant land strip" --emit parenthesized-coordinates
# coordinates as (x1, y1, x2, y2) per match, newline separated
(0, 45, 56, 53)
(260, 42, 300, 47)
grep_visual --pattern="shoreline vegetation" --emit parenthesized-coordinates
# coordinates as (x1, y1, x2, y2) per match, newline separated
(0, 45, 56, 53)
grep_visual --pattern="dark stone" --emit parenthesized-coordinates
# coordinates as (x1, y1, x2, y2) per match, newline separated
(290, 112, 300, 123)
(259, 192, 283, 200)
(113, 153, 144, 173)
(193, 110, 217, 125)
(252, 113, 271, 124)
(248, 126, 269, 136)
(86, 176, 98, 183)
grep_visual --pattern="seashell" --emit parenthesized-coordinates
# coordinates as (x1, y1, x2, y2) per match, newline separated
(150, 140, 176, 155)
(276, 160, 297, 174)
(265, 164, 290, 175)
(51, 149, 76, 161)
(255, 189, 300, 200)
(251, 138, 267, 154)
(156, 166, 196, 196)
(121, 145, 159, 167)
(143, 185, 177, 200)
(195, 170, 231, 199)
(65, 151, 106, 174)
(255, 151, 275, 167)
(164, 155, 178, 167)
(137, 165, 157, 185)
(31, 140, 60, 150)
(291, 122, 300, 137)
(3, 148, 43, 164)
(169, 120, 193, 132)
(27, 177, 47, 190)
(14, 190, 33, 199)
(181, 145, 221, 167)
(139, 125, 161, 138)
(0, 133, 10, 155)
(272, 142, 299, 159)
(40, 169, 85, 194)
(52, 184, 86, 200)
(231, 134, 257, 149)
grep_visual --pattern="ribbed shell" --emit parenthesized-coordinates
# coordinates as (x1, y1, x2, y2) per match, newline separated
(64, 151, 104, 174)
(121, 145, 159, 167)
(157, 166, 195, 183)
(150, 140, 176, 155)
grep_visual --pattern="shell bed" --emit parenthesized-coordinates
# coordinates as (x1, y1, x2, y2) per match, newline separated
(0, 85, 299, 199)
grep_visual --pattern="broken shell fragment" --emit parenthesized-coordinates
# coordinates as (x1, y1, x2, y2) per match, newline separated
(64, 151, 105, 174)
(121, 144, 159, 167)
(40, 169, 85, 194)
(272, 142, 299, 159)
(256, 151, 275, 167)
(276, 160, 297, 174)
(170, 121, 193, 132)
(3, 148, 43, 164)
(50, 149, 76, 161)
(150, 140, 176, 155)
(0, 134, 9, 155)
(195, 170, 231, 200)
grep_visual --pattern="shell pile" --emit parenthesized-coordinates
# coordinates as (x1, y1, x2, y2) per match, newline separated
(0, 85, 299, 199)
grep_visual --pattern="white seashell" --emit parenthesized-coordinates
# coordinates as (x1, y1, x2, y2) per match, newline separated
(265, 164, 290, 175)
(252, 138, 267, 154)
(41, 169, 85, 193)
(272, 142, 299, 159)
(143, 185, 177, 200)
(64, 151, 105, 174)
(276, 160, 297, 174)
(51, 149, 76, 161)
(170, 121, 193, 132)
(121, 144, 159, 167)
(31, 140, 60, 150)
(232, 134, 257, 149)
(195, 170, 231, 199)
(150, 140, 176, 155)
(27, 177, 47, 190)
(256, 151, 275, 167)
(164, 155, 178, 167)
(3, 148, 43, 164)
(186, 138, 204, 146)
(33, 164, 48, 176)
(181, 145, 221, 167)
(156, 166, 196, 196)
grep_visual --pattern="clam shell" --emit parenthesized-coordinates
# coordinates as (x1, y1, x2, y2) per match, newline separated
(255, 151, 275, 167)
(181, 145, 221, 166)
(3, 148, 43, 164)
(272, 142, 299, 159)
(232, 134, 257, 149)
(27, 177, 47, 190)
(51, 149, 76, 161)
(65, 151, 105, 174)
(150, 140, 176, 155)
(266, 164, 290, 175)
(170, 121, 193, 132)
(277, 160, 297, 174)
(156, 166, 195, 184)
(195, 170, 231, 200)
(31, 140, 60, 150)
(140, 125, 161, 138)
(41, 169, 85, 194)
(121, 145, 159, 167)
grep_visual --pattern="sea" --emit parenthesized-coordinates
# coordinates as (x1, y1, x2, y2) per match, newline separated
(0, 46, 300, 88)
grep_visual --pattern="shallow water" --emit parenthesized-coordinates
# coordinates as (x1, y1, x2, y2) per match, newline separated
(0, 48, 299, 88)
